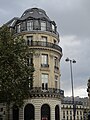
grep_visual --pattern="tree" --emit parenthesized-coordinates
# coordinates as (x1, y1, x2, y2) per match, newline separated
(0, 26, 34, 120)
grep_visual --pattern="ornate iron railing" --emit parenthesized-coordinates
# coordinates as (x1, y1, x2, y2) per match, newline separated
(29, 41, 62, 53)
(29, 87, 64, 99)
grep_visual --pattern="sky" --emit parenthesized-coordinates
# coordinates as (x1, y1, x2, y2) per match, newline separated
(0, 0, 90, 98)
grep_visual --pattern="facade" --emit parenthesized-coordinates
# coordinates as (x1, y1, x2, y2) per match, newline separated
(87, 78, 90, 119)
(0, 8, 64, 120)
(87, 78, 90, 108)
(61, 100, 89, 120)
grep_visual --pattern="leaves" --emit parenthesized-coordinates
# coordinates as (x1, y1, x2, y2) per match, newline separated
(0, 25, 34, 107)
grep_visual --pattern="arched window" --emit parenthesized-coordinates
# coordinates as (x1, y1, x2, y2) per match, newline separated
(13, 105, 19, 120)
(55, 105, 60, 120)
(24, 104, 35, 120)
(41, 104, 50, 120)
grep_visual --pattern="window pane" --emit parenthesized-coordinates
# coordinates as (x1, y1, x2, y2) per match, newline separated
(27, 20, 33, 31)
(42, 54, 48, 64)
(27, 36, 33, 45)
(54, 57, 58, 67)
(34, 20, 40, 30)
(52, 24, 55, 31)
(17, 24, 21, 33)
(41, 74, 48, 90)
(55, 75, 58, 89)
(41, 21, 46, 31)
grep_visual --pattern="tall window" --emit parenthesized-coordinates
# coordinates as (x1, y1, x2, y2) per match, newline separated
(54, 57, 58, 67)
(17, 24, 21, 33)
(63, 111, 65, 119)
(41, 74, 48, 90)
(41, 36, 47, 46)
(34, 20, 40, 30)
(27, 54, 33, 66)
(55, 75, 58, 89)
(41, 104, 50, 120)
(55, 105, 60, 120)
(41, 21, 46, 31)
(24, 104, 35, 120)
(27, 20, 33, 31)
(41, 54, 48, 67)
(52, 24, 55, 32)
(27, 36, 33, 45)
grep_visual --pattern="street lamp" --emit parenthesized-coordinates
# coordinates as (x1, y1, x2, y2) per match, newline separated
(65, 57, 76, 120)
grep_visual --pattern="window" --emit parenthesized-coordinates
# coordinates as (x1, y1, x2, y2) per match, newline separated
(34, 20, 40, 30)
(17, 24, 21, 33)
(54, 39, 57, 44)
(80, 111, 82, 115)
(0, 108, 3, 112)
(27, 57, 33, 66)
(41, 54, 48, 67)
(21, 21, 26, 31)
(27, 20, 33, 31)
(77, 111, 79, 115)
(55, 75, 58, 89)
(41, 74, 48, 90)
(52, 24, 55, 32)
(70, 116, 72, 120)
(70, 111, 72, 115)
(54, 57, 58, 67)
(41, 36, 47, 42)
(41, 36, 47, 46)
(63, 111, 65, 119)
(41, 21, 46, 31)
(27, 36, 33, 45)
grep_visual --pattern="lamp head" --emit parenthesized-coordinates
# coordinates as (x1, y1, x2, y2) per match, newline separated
(73, 60, 76, 63)
(65, 57, 69, 62)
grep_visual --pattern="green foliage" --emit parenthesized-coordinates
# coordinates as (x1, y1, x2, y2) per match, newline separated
(0, 25, 34, 107)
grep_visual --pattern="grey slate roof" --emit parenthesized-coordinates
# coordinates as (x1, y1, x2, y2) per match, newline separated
(20, 8, 51, 21)
(6, 8, 54, 27)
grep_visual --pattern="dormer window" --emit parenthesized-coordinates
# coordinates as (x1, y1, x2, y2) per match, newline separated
(52, 24, 55, 32)
(41, 21, 46, 31)
(29, 11, 33, 14)
(34, 20, 40, 30)
(27, 20, 33, 31)
(39, 11, 42, 14)
(17, 24, 21, 33)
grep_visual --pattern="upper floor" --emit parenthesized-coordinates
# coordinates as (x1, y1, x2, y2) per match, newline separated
(6, 8, 59, 40)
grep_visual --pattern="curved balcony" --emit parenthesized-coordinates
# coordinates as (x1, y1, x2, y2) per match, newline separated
(29, 87, 64, 99)
(29, 41, 62, 53)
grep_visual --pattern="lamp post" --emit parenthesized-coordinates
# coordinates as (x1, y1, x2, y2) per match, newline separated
(65, 57, 76, 120)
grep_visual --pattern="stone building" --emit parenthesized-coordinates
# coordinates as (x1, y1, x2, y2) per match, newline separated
(0, 8, 64, 120)
(87, 78, 90, 119)
(61, 100, 89, 120)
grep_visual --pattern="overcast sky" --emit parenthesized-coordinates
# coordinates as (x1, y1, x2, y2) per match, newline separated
(0, 0, 90, 97)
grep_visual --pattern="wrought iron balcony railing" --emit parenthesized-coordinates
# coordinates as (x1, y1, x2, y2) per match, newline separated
(29, 41, 62, 53)
(29, 87, 64, 99)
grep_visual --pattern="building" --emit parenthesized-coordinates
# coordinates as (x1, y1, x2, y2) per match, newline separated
(87, 78, 90, 119)
(61, 100, 89, 120)
(0, 8, 64, 120)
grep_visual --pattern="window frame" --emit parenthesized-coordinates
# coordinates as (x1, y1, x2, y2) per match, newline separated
(41, 74, 48, 90)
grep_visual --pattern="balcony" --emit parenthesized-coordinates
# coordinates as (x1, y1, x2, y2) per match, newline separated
(29, 41, 62, 53)
(29, 87, 64, 99)
(41, 64, 49, 68)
